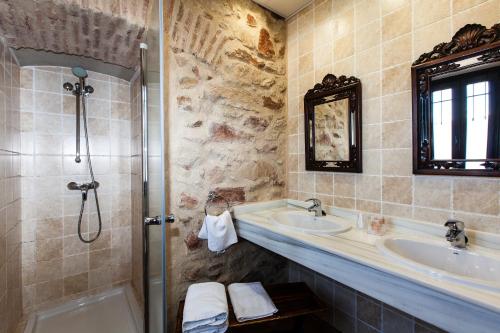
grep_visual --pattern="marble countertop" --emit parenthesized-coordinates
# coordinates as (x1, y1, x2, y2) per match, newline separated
(233, 199, 500, 315)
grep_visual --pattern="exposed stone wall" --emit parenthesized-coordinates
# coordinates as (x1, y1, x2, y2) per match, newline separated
(0, 0, 152, 69)
(0, 37, 22, 333)
(166, 0, 288, 325)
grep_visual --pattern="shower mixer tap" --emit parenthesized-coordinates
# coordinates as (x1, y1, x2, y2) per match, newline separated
(64, 67, 102, 244)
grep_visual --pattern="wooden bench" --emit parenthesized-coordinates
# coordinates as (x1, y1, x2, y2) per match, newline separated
(175, 282, 328, 333)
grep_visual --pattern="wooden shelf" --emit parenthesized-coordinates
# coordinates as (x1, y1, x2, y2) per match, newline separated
(175, 282, 328, 333)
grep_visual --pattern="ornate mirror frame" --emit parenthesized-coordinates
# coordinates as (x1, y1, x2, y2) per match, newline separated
(304, 74, 362, 173)
(412, 23, 500, 177)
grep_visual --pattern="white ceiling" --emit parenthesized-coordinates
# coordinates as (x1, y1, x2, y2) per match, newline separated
(252, 0, 312, 19)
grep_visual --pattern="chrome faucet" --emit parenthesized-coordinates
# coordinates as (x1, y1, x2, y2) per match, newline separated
(445, 220, 468, 249)
(306, 198, 326, 217)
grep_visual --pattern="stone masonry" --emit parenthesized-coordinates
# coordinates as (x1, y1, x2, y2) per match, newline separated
(166, 0, 288, 326)
(0, 0, 152, 69)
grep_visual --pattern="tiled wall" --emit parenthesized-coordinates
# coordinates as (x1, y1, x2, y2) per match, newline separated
(286, 0, 500, 233)
(19, 66, 133, 314)
(289, 262, 446, 333)
(0, 37, 22, 333)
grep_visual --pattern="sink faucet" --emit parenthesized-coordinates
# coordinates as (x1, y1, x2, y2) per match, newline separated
(444, 220, 468, 249)
(306, 198, 326, 217)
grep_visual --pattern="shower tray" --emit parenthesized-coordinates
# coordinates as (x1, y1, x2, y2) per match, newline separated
(24, 285, 143, 333)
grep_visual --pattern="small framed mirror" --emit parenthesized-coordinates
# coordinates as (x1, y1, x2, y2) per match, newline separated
(412, 23, 500, 177)
(304, 74, 362, 172)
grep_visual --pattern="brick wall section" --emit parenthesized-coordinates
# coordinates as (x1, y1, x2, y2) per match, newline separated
(166, 0, 288, 325)
(0, 0, 152, 69)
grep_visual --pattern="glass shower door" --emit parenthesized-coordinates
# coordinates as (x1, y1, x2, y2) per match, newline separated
(141, 0, 170, 332)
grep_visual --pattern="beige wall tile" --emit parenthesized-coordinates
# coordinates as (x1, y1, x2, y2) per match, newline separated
(414, 177, 452, 209)
(381, 0, 409, 15)
(356, 175, 381, 201)
(363, 150, 381, 175)
(382, 62, 411, 95)
(413, 18, 451, 59)
(382, 91, 411, 122)
(382, 203, 412, 218)
(356, 20, 381, 51)
(355, 0, 380, 24)
(382, 149, 412, 176)
(414, 0, 450, 28)
(452, 0, 489, 13)
(382, 5, 411, 41)
(334, 174, 355, 197)
(357, 46, 381, 75)
(333, 9, 354, 38)
(334, 34, 355, 60)
(452, 0, 500, 30)
(299, 53, 314, 75)
(316, 173, 333, 194)
(63, 272, 88, 296)
(453, 179, 499, 215)
(334, 196, 355, 209)
(453, 212, 500, 233)
(363, 97, 381, 125)
(356, 199, 381, 213)
(382, 176, 412, 204)
(382, 34, 411, 68)
(382, 120, 411, 149)
(413, 207, 452, 224)
(363, 124, 381, 149)
(299, 31, 314, 57)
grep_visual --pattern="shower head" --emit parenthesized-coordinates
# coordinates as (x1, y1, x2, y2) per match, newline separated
(72, 66, 88, 78)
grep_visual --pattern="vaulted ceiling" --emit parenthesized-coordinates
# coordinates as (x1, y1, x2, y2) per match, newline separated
(0, 0, 152, 69)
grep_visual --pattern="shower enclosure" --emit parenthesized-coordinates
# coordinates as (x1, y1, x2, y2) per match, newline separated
(140, 0, 170, 332)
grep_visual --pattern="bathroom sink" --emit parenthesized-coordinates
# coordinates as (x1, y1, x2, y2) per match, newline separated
(376, 236, 500, 291)
(269, 211, 351, 235)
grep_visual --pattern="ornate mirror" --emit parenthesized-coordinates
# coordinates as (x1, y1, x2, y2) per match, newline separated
(304, 74, 362, 172)
(412, 23, 500, 176)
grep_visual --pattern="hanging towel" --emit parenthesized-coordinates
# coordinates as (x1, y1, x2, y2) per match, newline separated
(182, 282, 229, 333)
(227, 282, 278, 322)
(198, 210, 238, 252)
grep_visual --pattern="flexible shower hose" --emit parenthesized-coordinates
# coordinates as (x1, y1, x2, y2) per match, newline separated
(77, 95, 102, 243)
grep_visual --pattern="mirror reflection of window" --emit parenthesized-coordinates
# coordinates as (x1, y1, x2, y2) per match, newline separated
(432, 88, 453, 160)
(430, 69, 499, 169)
(465, 81, 489, 169)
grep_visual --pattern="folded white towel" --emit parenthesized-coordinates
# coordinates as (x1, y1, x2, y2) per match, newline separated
(198, 210, 238, 252)
(182, 282, 228, 333)
(227, 282, 278, 322)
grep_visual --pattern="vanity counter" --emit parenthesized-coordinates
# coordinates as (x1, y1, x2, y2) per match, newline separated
(233, 199, 500, 333)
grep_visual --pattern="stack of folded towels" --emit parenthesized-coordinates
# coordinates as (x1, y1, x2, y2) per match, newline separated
(182, 282, 228, 333)
(182, 281, 278, 333)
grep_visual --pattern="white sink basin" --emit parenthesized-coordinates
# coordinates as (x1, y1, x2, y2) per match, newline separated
(270, 211, 351, 235)
(377, 236, 500, 291)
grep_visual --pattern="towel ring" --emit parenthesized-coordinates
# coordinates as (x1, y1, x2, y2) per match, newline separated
(204, 191, 230, 216)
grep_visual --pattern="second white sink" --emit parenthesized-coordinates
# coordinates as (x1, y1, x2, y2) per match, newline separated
(377, 236, 500, 291)
(270, 211, 351, 235)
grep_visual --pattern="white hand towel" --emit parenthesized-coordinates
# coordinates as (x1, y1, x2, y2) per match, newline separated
(198, 210, 238, 252)
(227, 282, 278, 322)
(182, 282, 228, 333)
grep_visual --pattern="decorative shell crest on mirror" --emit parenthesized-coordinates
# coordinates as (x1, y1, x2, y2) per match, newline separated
(413, 23, 500, 65)
(305, 74, 360, 96)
